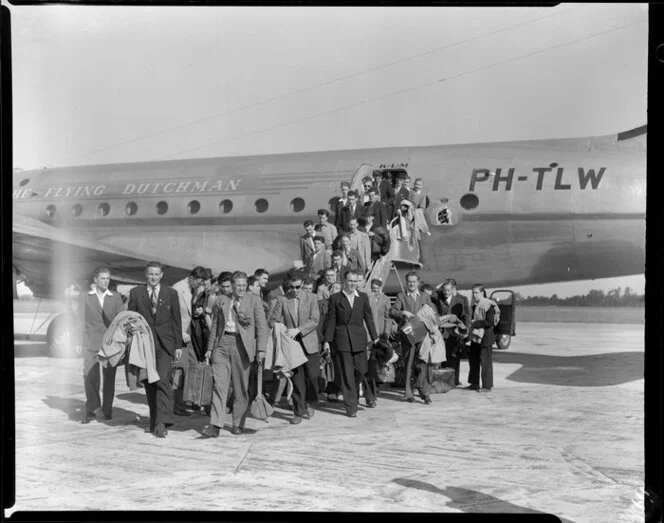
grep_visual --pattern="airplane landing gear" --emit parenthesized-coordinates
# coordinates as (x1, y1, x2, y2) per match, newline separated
(46, 313, 81, 358)
(495, 334, 511, 350)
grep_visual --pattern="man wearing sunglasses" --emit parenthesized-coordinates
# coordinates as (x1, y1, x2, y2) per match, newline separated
(269, 270, 321, 425)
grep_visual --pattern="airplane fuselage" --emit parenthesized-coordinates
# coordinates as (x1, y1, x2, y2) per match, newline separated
(13, 130, 646, 295)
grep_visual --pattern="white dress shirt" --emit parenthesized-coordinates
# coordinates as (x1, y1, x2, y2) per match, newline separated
(342, 289, 360, 309)
(89, 287, 113, 308)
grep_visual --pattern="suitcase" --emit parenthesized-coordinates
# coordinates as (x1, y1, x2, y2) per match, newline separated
(400, 316, 428, 346)
(183, 361, 213, 406)
(430, 367, 455, 394)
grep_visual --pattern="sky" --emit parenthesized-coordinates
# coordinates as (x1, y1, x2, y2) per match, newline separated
(10, 3, 647, 297)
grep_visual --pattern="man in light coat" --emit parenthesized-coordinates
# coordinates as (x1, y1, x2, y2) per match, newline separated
(202, 271, 267, 437)
(269, 270, 321, 424)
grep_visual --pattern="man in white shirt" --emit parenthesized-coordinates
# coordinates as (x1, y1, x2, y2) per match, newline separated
(79, 267, 125, 423)
(316, 209, 338, 252)
(323, 270, 379, 417)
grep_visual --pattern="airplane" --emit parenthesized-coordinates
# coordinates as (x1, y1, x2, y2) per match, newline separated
(12, 124, 646, 355)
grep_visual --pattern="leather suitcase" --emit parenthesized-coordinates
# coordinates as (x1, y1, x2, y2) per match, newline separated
(430, 367, 455, 394)
(400, 316, 428, 346)
(183, 361, 213, 406)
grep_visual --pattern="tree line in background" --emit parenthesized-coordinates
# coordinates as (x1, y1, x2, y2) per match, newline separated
(514, 287, 644, 307)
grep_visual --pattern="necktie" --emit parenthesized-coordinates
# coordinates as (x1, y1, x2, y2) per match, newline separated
(150, 288, 157, 316)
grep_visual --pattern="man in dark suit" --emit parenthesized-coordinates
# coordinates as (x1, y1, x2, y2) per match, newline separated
(269, 270, 321, 424)
(374, 171, 395, 205)
(339, 190, 364, 233)
(333, 181, 351, 229)
(362, 187, 388, 229)
(393, 175, 413, 212)
(202, 271, 268, 437)
(128, 262, 183, 438)
(389, 270, 434, 404)
(323, 269, 379, 417)
(79, 266, 125, 423)
(299, 220, 317, 268)
(435, 279, 471, 387)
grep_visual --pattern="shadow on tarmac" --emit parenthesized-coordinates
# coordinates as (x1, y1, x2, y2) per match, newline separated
(41, 395, 149, 427)
(393, 478, 569, 521)
(494, 351, 643, 387)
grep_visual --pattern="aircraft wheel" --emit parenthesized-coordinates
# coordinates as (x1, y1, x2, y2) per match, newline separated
(495, 334, 511, 350)
(46, 313, 81, 358)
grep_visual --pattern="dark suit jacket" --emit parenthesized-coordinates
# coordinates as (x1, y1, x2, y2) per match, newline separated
(378, 179, 395, 203)
(342, 248, 363, 274)
(325, 291, 378, 353)
(128, 285, 182, 357)
(389, 292, 434, 324)
(339, 204, 364, 232)
(80, 290, 124, 352)
(269, 292, 320, 354)
(333, 197, 348, 229)
(394, 186, 412, 209)
(362, 201, 388, 228)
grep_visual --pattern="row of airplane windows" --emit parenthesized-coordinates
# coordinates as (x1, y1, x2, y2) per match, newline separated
(41, 197, 338, 218)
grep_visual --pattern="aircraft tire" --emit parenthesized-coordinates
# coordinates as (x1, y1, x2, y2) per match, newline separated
(46, 313, 81, 358)
(495, 334, 511, 350)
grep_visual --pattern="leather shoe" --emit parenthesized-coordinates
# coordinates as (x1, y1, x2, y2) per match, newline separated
(366, 401, 377, 408)
(346, 410, 358, 418)
(81, 414, 95, 424)
(153, 423, 168, 438)
(405, 397, 415, 403)
(230, 426, 243, 435)
(103, 413, 112, 420)
(304, 407, 315, 419)
(174, 408, 191, 417)
(423, 396, 432, 405)
(291, 416, 303, 425)
(478, 387, 492, 393)
(201, 425, 220, 438)
(327, 393, 339, 403)
(465, 385, 479, 390)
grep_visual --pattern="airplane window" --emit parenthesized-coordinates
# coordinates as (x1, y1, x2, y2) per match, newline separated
(219, 199, 233, 214)
(188, 200, 201, 214)
(156, 201, 168, 215)
(72, 204, 83, 217)
(97, 203, 110, 217)
(46, 205, 56, 217)
(328, 197, 339, 212)
(255, 198, 269, 213)
(125, 202, 138, 216)
(19, 178, 30, 186)
(460, 193, 479, 210)
(290, 197, 305, 213)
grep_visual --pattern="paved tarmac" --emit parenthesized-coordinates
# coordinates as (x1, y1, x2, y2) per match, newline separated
(8, 322, 643, 520)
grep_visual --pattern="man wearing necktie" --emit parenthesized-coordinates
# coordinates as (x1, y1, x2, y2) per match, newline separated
(340, 190, 363, 233)
(202, 271, 267, 437)
(79, 266, 125, 423)
(128, 262, 182, 438)
(389, 271, 434, 404)
(434, 280, 471, 387)
(269, 270, 321, 424)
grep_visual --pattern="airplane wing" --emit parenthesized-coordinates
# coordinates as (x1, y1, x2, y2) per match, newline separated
(13, 214, 190, 298)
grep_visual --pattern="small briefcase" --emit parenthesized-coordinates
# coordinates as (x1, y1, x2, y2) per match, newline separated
(183, 361, 213, 407)
(400, 316, 428, 346)
(430, 367, 455, 394)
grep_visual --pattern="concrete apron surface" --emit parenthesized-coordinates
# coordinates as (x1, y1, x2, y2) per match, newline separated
(10, 322, 644, 521)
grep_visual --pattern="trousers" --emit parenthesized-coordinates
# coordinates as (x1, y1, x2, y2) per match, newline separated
(400, 335, 432, 399)
(444, 337, 462, 385)
(468, 341, 493, 389)
(145, 348, 175, 430)
(332, 350, 372, 413)
(83, 351, 117, 417)
(210, 333, 252, 428)
(291, 349, 320, 417)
